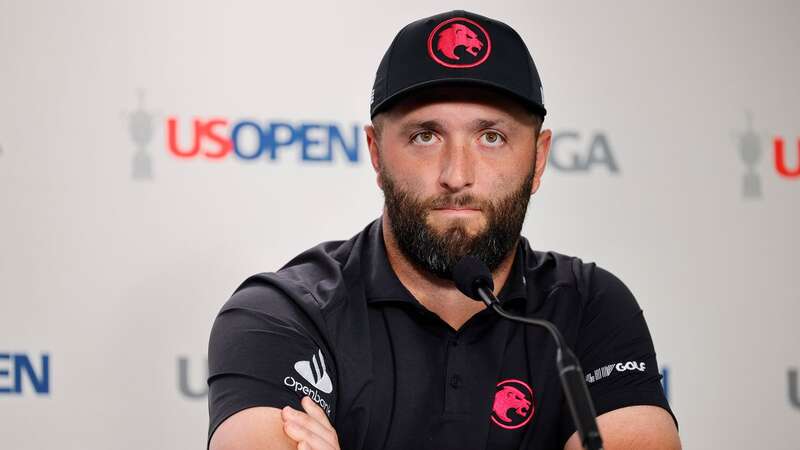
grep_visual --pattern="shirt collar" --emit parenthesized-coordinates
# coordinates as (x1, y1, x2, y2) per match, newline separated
(362, 217, 529, 308)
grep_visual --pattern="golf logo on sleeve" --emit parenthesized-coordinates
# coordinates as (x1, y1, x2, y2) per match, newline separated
(584, 360, 646, 384)
(491, 379, 535, 430)
(283, 349, 333, 416)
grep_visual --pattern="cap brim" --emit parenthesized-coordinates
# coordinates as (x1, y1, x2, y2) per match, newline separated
(370, 78, 547, 119)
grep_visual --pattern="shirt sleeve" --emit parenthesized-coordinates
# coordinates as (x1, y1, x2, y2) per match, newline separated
(558, 265, 677, 445)
(206, 283, 337, 448)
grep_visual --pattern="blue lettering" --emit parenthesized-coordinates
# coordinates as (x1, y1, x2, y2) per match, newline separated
(15, 354, 49, 394)
(301, 124, 330, 161)
(225, 120, 362, 164)
(231, 121, 265, 160)
(0, 354, 10, 393)
(267, 122, 298, 161)
(661, 367, 669, 401)
(328, 125, 360, 163)
(0, 354, 50, 394)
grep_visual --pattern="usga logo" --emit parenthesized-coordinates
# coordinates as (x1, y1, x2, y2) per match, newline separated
(735, 112, 799, 199)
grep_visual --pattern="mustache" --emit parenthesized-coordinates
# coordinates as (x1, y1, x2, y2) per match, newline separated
(426, 194, 488, 210)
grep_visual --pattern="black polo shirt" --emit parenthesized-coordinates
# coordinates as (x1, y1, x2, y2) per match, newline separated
(207, 217, 675, 449)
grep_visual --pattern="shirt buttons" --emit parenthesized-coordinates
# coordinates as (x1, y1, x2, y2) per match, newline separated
(449, 374, 462, 389)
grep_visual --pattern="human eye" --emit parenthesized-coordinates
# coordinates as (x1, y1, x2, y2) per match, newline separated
(479, 130, 506, 147)
(410, 130, 439, 146)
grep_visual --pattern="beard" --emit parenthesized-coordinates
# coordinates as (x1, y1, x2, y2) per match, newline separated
(380, 163, 535, 280)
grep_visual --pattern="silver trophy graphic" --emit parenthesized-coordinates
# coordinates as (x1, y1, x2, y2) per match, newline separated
(128, 89, 154, 180)
(736, 111, 762, 199)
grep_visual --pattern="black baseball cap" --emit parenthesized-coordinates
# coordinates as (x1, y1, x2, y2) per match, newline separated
(370, 10, 546, 119)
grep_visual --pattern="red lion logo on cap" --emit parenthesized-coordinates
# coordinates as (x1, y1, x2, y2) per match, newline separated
(491, 379, 535, 430)
(427, 17, 491, 68)
(436, 23, 483, 60)
(493, 386, 531, 423)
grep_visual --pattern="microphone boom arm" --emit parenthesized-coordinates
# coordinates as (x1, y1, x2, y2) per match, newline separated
(476, 288, 604, 450)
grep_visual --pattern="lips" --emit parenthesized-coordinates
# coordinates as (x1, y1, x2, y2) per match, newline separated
(432, 208, 481, 215)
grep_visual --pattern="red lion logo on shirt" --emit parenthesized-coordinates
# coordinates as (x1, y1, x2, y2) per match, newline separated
(490, 379, 535, 430)
(492, 385, 531, 423)
(436, 23, 484, 60)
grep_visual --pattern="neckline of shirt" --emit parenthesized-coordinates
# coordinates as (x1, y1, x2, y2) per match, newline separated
(362, 217, 529, 310)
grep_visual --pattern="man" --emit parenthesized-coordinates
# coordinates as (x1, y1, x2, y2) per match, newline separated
(207, 10, 680, 450)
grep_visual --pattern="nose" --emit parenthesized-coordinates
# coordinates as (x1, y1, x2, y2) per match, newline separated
(438, 140, 475, 192)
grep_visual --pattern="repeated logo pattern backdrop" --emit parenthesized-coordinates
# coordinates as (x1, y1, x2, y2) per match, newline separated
(0, 1, 798, 449)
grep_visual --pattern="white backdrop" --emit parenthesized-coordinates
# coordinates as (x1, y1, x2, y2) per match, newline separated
(1, 1, 798, 449)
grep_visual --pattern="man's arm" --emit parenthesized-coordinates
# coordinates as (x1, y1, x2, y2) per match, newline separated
(557, 264, 679, 448)
(207, 282, 339, 449)
(210, 397, 341, 450)
(563, 405, 681, 450)
(210, 407, 295, 450)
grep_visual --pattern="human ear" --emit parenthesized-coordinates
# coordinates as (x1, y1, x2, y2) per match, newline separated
(364, 124, 383, 189)
(530, 129, 552, 195)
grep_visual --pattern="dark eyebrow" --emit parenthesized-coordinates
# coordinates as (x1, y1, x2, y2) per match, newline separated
(398, 118, 512, 136)
(471, 118, 510, 130)
(398, 120, 445, 136)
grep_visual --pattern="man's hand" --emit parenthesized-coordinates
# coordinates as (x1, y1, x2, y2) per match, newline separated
(564, 405, 680, 450)
(281, 396, 341, 450)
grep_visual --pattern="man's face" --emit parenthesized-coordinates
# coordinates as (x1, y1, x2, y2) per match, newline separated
(366, 86, 551, 279)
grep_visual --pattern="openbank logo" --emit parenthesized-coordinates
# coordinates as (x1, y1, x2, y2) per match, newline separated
(166, 116, 361, 163)
(0, 353, 50, 395)
(293, 350, 332, 394)
(283, 350, 334, 416)
(735, 112, 799, 199)
(177, 354, 335, 415)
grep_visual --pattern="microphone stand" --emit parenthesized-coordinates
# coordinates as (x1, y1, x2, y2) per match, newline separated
(475, 289, 604, 450)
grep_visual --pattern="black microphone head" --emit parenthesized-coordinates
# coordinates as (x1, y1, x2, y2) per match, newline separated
(453, 255, 494, 301)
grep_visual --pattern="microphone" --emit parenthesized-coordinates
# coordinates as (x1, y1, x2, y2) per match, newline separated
(453, 256, 604, 450)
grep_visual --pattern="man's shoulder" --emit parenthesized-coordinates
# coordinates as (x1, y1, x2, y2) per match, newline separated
(221, 223, 371, 319)
(524, 243, 629, 302)
(524, 246, 645, 339)
(525, 245, 591, 291)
